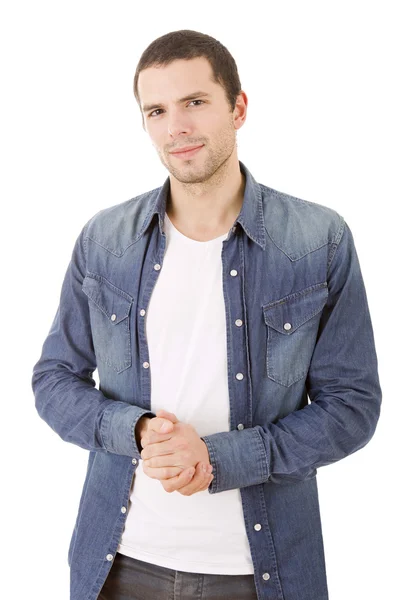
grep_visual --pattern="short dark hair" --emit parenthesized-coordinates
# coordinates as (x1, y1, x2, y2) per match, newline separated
(133, 29, 242, 126)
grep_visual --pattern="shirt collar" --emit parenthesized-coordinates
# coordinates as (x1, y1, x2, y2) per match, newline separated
(141, 160, 266, 250)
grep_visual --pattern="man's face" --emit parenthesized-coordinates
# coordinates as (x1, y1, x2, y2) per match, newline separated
(137, 57, 242, 184)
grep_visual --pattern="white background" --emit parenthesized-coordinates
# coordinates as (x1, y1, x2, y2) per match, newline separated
(1, 1, 398, 599)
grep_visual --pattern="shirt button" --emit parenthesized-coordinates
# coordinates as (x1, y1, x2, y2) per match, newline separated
(254, 523, 262, 531)
(283, 322, 292, 331)
(121, 506, 127, 514)
(235, 319, 243, 327)
(110, 314, 117, 322)
(143, 362, 150, 369)
(140, 309, 146, 316)
(154, 263, 161, 271)
(237, 423, 244, 430)
(106, 554, 113, 561)
(236, 373, 244, 380)
(230, 269, 238, 277)
(132, 458, 137, 465)
(262, 572, 270, 581)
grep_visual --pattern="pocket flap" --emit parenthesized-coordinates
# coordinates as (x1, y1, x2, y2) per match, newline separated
(263, 283, 328, 334)
(82, 273, 134, 324)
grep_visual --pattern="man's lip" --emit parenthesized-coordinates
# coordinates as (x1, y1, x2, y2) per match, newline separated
(170, 144, 204, 154)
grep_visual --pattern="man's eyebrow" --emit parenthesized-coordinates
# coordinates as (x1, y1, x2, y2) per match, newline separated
(142, 91, 211, 113)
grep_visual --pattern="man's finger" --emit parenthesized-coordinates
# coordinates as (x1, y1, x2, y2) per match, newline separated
(177, 463, 214, 496)
(143, 463, 185, 481)
(141, 431, 173, 449)
(161, 466, 195, 492)
(159, 463, 211, 495)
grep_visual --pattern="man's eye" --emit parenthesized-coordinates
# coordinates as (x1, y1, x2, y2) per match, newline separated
(148, 99, 204, 118)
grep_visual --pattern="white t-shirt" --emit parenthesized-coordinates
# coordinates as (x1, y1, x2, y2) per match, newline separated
(117, 212, 254, 575)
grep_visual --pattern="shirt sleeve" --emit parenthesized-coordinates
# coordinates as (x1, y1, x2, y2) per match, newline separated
(31, 220, 156, 457)
(201, 220, 382, 493)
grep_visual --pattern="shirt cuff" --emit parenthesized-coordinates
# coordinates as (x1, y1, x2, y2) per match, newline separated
(201, 427, 269, 493)
(100, 401, 156, 457)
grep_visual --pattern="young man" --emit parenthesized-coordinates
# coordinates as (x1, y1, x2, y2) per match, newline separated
(32, 29, 382, 600)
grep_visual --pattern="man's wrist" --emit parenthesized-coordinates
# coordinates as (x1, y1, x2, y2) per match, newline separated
(201, 438, 211, 464)
(135, 414, 154, 452)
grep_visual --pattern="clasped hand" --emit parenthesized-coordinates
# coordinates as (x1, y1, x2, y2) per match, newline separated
(140, 409, 214, 496)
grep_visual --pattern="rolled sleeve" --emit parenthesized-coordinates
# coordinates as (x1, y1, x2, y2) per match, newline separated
(101, 403, 156, 457)
(201, 428, 269, 493)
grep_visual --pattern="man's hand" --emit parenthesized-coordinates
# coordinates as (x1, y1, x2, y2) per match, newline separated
(139, 409, 214, 495)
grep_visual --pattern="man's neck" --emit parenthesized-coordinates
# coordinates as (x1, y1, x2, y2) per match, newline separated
(166, 160, 245, 242)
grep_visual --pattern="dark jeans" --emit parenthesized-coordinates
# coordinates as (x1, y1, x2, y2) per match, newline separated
(98, 552, 258, 600)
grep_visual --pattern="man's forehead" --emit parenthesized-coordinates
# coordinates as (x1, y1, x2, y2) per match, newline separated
(138, 58, 216, 109)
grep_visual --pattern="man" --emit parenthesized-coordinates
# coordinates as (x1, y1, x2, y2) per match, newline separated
(32, 29, 382, 600)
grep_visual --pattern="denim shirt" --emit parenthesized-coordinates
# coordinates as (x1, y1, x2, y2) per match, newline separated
(31, 160, 382, 600)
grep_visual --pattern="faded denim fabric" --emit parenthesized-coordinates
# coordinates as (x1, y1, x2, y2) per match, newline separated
(31, 160, 382, 600)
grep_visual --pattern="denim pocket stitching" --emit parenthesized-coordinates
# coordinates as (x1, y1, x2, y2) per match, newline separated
(263, 283, 328, 387)
(82, 274, 134, 373)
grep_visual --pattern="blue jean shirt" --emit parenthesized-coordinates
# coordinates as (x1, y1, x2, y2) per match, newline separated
(32, 160, 382, 600)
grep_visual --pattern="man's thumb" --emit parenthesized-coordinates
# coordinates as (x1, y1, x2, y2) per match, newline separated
(160, 420, 173, 433)
(156, 409, 179, 425)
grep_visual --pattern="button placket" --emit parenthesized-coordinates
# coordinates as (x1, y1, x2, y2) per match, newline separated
(229, 251, 274, 592)
(228, 262, 247, 432)
(140, 263, 162, 373)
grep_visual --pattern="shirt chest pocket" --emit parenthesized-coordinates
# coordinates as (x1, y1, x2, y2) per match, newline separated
(82, 273, 134, 373)
(262, 282, 328, 387)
